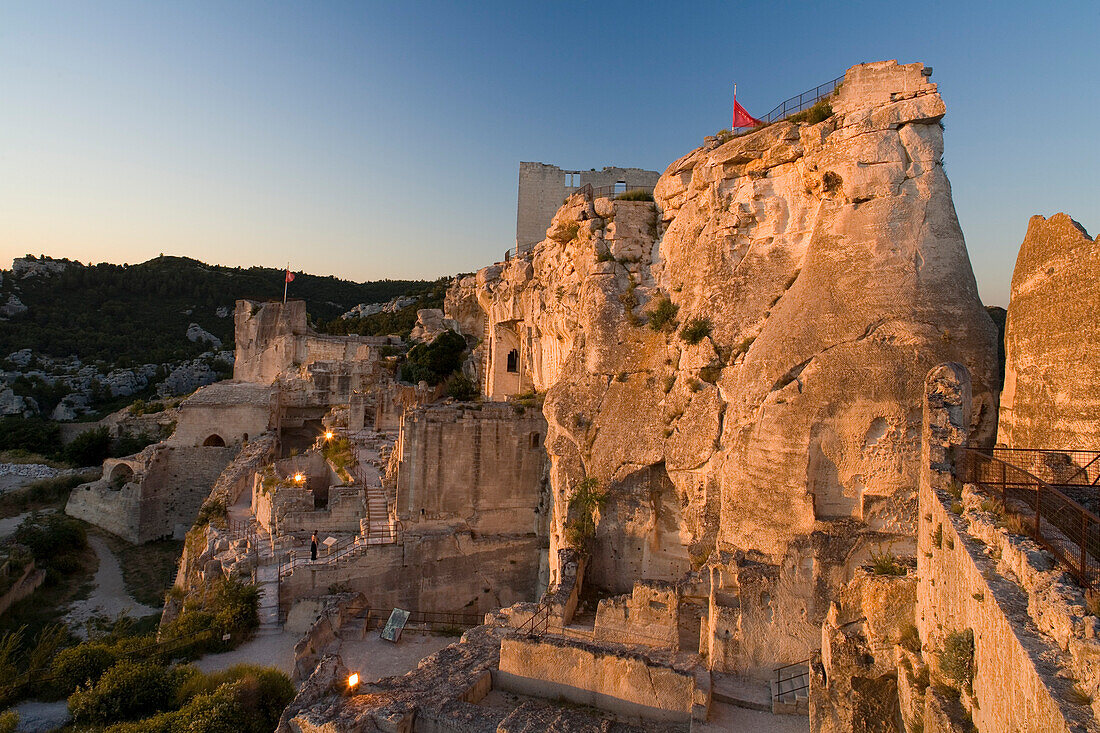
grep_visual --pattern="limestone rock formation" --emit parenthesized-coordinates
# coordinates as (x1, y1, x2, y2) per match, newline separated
(186, 322, 222, 348)
(998, 213, 1100, 449)
(454, 60, 999, 673)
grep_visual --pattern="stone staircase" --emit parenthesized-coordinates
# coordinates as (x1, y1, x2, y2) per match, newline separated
(770, 661, 810, 715)
(254, 563, 282, 636)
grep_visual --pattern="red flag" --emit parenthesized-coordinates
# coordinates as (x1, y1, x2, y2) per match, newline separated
(732, 99, 762, 128)
(285, 269, 295, 283)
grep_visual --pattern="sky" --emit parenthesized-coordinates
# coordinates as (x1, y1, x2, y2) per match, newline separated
(1, 1, 1097, 306)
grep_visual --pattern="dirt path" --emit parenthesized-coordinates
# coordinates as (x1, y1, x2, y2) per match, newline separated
(63, 535, 159, 633)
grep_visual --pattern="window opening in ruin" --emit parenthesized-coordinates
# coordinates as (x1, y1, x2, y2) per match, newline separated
(506, 349, 518, 373)
(529, 432, 540, 449)
(614, 180, 626, 195)
(109, 464, 134, 490)
(203, 434, 226, 447)
(565, 172, 579, 188)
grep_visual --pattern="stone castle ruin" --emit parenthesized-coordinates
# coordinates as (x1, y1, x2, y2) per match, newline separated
(65, 59, 1100, 732)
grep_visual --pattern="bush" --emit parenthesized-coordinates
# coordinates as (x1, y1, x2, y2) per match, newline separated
(13, 514, 87, 568)
(50, 642, 117, 697)
(0, 710, 15, 733)
(0, 418, 61, 459)
(68, 659, 178, 723)
(787, 99, 832, 125)
(401, 331, 467, 386)
(564, 478, 606, 551)
(614, 189, 654, 202)
(444, 373, 477, 402)
(64, 426, 111, 467)
(680, 317, 712, 345)
(647, 296, 679, 332)
(938, 628, 974, 690)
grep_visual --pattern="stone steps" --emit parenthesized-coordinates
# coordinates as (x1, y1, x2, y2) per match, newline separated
(711, 673, 772, 713)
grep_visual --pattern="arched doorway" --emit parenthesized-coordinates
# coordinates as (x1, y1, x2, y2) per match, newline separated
(109, 464, 134, 490)
(203, 434, 226, 447)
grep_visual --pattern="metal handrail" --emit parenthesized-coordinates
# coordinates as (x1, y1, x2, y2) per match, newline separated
(773, 658, 810, 702)
(760, 75, 844, 125)
(569, 183, 654, 201)
(957, 447, 1100, 590)
(517, 603, 552, 636)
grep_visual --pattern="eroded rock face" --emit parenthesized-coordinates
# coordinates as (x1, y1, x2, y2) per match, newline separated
(998, 213, 1100, 450)
(455, 60, 998, 673)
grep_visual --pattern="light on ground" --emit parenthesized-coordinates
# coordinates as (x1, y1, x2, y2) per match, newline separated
(348, 672, 360, 689)
(325, 431, 334, 440)
(293, 473, 305, 483)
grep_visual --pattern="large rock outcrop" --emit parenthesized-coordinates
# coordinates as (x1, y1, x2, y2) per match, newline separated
(453, 60, 999, 674)
(998, 213, 1100, 450)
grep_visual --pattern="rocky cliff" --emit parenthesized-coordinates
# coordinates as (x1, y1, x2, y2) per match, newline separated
(998, 213, 1100, 450)
(451, 60, 999, 672)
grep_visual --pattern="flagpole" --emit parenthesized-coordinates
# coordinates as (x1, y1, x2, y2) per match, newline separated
(733, 82, 737, 132)
(283, 262, 289, 304)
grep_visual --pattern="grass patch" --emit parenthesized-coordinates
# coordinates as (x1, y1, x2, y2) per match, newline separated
(94, 531, 183, 608)
(614, 189, 653, 201)
(869, 547, 907, 576)
(786, 99, 832, 125)
(550, 221, 581, 244)
(899, 624, 921, 653)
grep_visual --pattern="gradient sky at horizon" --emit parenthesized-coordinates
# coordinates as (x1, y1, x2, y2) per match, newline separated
(2, 1, 1097, 306)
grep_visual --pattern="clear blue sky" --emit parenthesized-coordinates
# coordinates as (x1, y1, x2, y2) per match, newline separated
(1, 1, 1096, 306)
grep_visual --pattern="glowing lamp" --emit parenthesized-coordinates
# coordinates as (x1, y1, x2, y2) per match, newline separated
(293, 473, 305, 484)
(325, 431, 334, 441)
(347, 672, 360, 689)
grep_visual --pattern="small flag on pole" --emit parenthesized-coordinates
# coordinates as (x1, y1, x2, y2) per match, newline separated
(285, 269, 295, 283)
(283, 265, 293, 303)
(732, 83, 762, 129)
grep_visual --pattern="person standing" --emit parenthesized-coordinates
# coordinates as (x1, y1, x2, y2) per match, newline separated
(311, 532, 318, 562)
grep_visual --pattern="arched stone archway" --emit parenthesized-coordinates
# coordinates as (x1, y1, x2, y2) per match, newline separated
(202, 434, 226, 447)
(109, 463, 134, 490)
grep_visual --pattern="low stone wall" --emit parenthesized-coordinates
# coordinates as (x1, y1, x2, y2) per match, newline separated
(291, 592, 368, 682)
(594, 580, 680, 649)
(496, 635, 706, 723)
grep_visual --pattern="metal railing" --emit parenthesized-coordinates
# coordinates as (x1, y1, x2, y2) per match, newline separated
(364, 609, 482, 632)
(971, 447, 1100, 487)
(957, 447, 1100, 590)
(517, 603, 552, 636)
(569, 183, 655, 201)
(759, 75, 844, 125)
(773, 659, 810, 703)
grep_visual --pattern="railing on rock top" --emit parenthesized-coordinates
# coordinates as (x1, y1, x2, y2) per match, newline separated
(759, 75, 845, 125)
(957, 446, 1100, 591)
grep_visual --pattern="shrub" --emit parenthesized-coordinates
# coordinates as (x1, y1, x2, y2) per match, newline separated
(402, 331, 467, 386)
(50, 643, 118, 697)
(680, 318, 712, 345)
(64, 426, 112, 467)
(787, 99, 832, 125)
(614, 189, 653, 202)
(193, 499, 227, 530)
(0, 711, 15, 733)
(938, 628, 974, 690)
(595, 249, 614, 263)
(68, 659, 178, 723)
(564, 478, 607, 551)
(13, 513, 88, 568)
(869, 548, 907, 576)
(0, 417, 62, 458)
(444, 373, 477, 402)
(647, 296, 679, 332)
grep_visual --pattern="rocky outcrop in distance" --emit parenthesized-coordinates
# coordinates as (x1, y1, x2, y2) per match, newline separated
(998, 213, 1100, 450)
